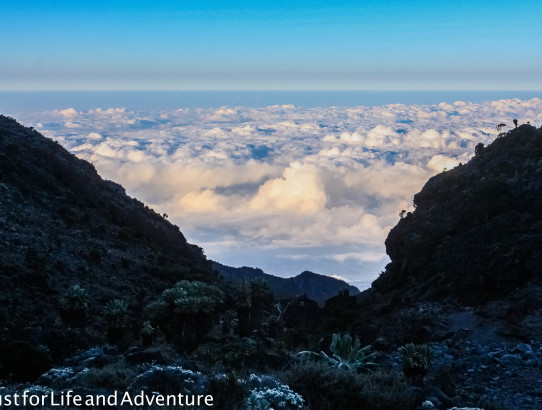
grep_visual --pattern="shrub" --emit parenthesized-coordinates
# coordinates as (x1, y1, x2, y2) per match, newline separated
(208, 372, 249, 410)
(399, 343, 435, 381)
(103, 299, 129, 344)
(283, 362, 418, 410)
(297, 332, 377, 372)
(192, 338, 286, 371)
(246, 374, 305, 410)
(129, 365, 208, 396)
(60, 284, 89, 327)
(74, 360, 136, 390)
(247, 385, 305, 409)
(144, 281, 224, 349)
(141, 321, 155, 347)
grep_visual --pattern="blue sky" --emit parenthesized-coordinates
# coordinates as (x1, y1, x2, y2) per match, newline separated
(2, 0, 541, 90)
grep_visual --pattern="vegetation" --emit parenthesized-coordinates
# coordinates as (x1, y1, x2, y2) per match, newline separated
(298, 332, 377, 372)
(140, 321, 155, 347)
(144, 280, 224, 350)
(400, 343, 435, 382)
(60, 285, 89, 327)
(103, 299, 129, 344)
(283, 362, 418, 410)
(2, 117, 542, 408)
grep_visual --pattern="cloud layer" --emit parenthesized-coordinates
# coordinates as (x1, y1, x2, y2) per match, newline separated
(19, 98, 542, 288)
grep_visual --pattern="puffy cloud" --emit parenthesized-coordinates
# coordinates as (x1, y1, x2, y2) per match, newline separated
(365, 125, 397, 147)
(58, 107, 78, 116)
(178, 190, 226, 213)
(87, 132, 103, 140)
(336, 213, 392, 245)
(250, 162, 327, 215)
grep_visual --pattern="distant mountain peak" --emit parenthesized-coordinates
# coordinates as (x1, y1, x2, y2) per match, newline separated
(213, 262, 359, 305)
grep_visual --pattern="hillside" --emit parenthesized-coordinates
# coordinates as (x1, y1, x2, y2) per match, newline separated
(0, 115, 215, 357)
(213, 262, 360, 305)
(349, 125, 542, 408)
(372, 124, 542, 308)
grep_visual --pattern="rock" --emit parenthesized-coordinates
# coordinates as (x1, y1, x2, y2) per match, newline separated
(420, 400, 437, 409)
(499, 353, 523, 366)
(512, 343, 533, 359)
(424, 386, 453, 408)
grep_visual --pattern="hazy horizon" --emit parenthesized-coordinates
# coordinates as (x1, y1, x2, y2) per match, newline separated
(3, 1, 542, 90)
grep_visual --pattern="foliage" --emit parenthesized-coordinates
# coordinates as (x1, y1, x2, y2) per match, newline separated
(146, 280, 224, 319)
(246, 374, 305, 410)
(141, 320, 155, 347)
(141, 320, 155, 336)
(73, 360, 136, 390)
(247, 385, 305, 409)
(208, 372, 249, 410)
(474, 142, 485, 156)
(129, 365, 208, 396)
(250, 278, 273, 303)
(297, 333, 377, 372)
(283, 362, 418, 410)
(193, 339, 288, 371)
(399, 343, 435, 375)
(61, 285, 89, 312)
(103, 299, 129, 329)
(144, 280, 224, 349)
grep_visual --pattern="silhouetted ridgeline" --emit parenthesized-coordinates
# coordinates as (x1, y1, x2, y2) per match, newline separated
(213, 262, 360, 305)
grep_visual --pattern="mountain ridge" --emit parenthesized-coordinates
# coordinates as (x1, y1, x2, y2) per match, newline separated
(212, 261, 360, 305)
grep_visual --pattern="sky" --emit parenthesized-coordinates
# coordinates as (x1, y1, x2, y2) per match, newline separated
(2, 1, 542, 288)
(2, 0, 542, 90)
(9, 97, 542, 289)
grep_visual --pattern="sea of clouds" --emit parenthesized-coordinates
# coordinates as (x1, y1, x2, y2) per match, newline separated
(16, 98, 542, 289)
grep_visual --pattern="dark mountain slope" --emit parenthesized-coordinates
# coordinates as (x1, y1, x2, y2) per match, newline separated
(373, 124, 542, 305)
(350, 125, 542, 348)
(0, 116, 214, 355)
(213, 262, 359, 305)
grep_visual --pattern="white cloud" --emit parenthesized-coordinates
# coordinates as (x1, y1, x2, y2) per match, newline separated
(330, 252, 387, 263)
(58, 107, 78, 116)
(178, 190, 226, 213)
(87, 132, 103, 140)
(249, 162, 327, 215)
(330, 274, 350, 282)
(17, 97, 542, 287)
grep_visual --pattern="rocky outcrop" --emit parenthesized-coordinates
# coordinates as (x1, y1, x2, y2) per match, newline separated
(373, 124, 542, 306)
